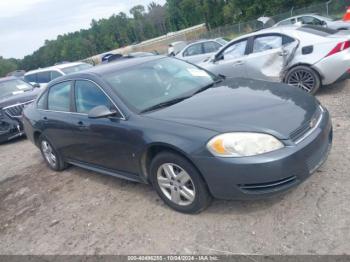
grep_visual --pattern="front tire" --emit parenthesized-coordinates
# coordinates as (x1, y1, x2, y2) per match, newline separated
(39, 135, 67, 171)
(285, 66, 321, 94)
(150, 152, 212, 214)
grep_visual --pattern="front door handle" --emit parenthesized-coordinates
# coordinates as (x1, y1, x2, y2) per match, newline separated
(233, 60, 244, 66)
(77, 121, 88, 129)
(43, 116, 48, 121)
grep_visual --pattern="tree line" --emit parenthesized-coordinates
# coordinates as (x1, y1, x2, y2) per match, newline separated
(1, 0, 325, 76)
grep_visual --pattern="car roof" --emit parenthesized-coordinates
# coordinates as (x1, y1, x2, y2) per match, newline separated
(52, 56, 165, 83)
(25, 62, 88, 75)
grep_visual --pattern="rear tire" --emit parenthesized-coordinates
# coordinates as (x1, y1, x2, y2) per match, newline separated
(150, 152, 212, 214)
(39, 135, 67, 171)
(285, 65, 321, 94)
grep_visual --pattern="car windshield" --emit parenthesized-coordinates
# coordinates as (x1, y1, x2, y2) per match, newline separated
(0, 79, 33, 99)
(104, 58, 217, 113)
(60, 63, 93, 74)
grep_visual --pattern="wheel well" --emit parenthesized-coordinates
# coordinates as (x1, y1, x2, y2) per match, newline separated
(283, 63, 323, 82)
(33, 131, 42, 147)
(140, 145, 208, 185)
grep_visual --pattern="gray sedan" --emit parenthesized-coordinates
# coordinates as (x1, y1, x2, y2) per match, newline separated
(275, 14, 350, 30)
(200, 25, 350, 94)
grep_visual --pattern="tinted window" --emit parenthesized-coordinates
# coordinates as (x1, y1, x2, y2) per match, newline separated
(203, 41, 222, 53)
(51, 71, 62, 80)
(37, 71, 51, 83)
(183, 44, 203, 57)
(223, 40, 247, 59)
(278, 19, 293, 26)
(253, 35, 282, 53)
(37, 92, 47, 109)
(298, 16, 323, 26)
(25, 73, 37, 83)
(48, 82, 71, 112)
(75, 81, 111, 114)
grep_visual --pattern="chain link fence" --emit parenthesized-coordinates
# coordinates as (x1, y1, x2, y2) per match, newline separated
(200, 0, 350, 40)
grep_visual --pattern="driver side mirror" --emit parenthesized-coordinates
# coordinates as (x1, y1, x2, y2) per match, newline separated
(32, 83, 41, 88)
(214, 53, 224, 62)
(88, 105, 120, 119)
(320, 20, 327, 26)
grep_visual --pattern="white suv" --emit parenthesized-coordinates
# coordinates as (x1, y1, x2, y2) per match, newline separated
(24, 62, 93, 88)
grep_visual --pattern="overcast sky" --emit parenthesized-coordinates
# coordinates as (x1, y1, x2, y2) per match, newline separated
(0, 0, 165, 59)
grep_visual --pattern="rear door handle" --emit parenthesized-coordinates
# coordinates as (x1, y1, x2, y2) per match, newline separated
(43, 116, 48, 121)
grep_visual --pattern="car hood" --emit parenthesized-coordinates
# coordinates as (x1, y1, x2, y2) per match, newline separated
(144, 78, 318, 140)
(329, 20, 350, 29)
(0, 88, 40, 109)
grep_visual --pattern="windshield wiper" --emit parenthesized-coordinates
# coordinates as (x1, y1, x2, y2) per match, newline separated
(141, 96, 191, 113)
(192, 78, 223, 96)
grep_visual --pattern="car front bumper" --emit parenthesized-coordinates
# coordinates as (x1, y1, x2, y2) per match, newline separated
(191, 108, 332, 200)
(0, 116, 25, 143)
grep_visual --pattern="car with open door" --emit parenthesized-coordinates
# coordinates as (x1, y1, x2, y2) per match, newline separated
(200, 25, 350, 94)
(23, 56, 332, 213)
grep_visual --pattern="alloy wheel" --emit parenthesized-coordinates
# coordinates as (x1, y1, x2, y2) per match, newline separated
(41, 140, 57, 167)
(287, 69, 315, 93)
(157, 163, 196, 206)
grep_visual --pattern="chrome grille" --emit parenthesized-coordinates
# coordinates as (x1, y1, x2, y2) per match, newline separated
(290, 106, 323, 143)
(4, 100, 35, 118)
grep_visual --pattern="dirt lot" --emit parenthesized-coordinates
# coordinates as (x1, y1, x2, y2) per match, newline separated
(0, 81, 349, 255)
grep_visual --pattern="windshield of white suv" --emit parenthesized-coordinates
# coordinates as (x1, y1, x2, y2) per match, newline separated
(60, 63, 93, 74)
(104, 58, 218, 113)
(0, 79, 33, 99)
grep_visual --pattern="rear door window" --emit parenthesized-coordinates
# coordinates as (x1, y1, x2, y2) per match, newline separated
(48, 81, 72, 112)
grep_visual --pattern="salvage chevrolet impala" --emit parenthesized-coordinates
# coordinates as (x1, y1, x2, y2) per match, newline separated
(23, 56, 332, 213)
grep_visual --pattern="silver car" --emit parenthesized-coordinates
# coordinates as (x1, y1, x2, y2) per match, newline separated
(176, 38, 228, 64)
(275, 14, 350, 30)
(200, 25, 350, 93)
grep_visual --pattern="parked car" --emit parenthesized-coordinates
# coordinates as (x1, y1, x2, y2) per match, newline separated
(6, 70, 26, 78)
(24, 62, 93, 88)
(275, 14, 350, 30)
(0, 77, 40, 143)
(168, 41, 187, 56)
(200, 25, 350, 94)
(176, 38, 228, 64)
(23, 56, 332, 213)
(102, 52, 155, 63)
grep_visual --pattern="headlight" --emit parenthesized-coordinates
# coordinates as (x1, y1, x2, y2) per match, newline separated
(207, 132, 284, 157)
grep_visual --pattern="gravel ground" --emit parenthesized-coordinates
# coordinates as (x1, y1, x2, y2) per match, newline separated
(0, 81, 349, 255)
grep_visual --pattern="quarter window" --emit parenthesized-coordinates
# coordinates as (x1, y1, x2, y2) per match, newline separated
(253, 35, 283, 53)
(48, 82, 72, 112)
(183, 44, 203, 57)
(75, 81, 112, 114)
(223, 40, 247, 60)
